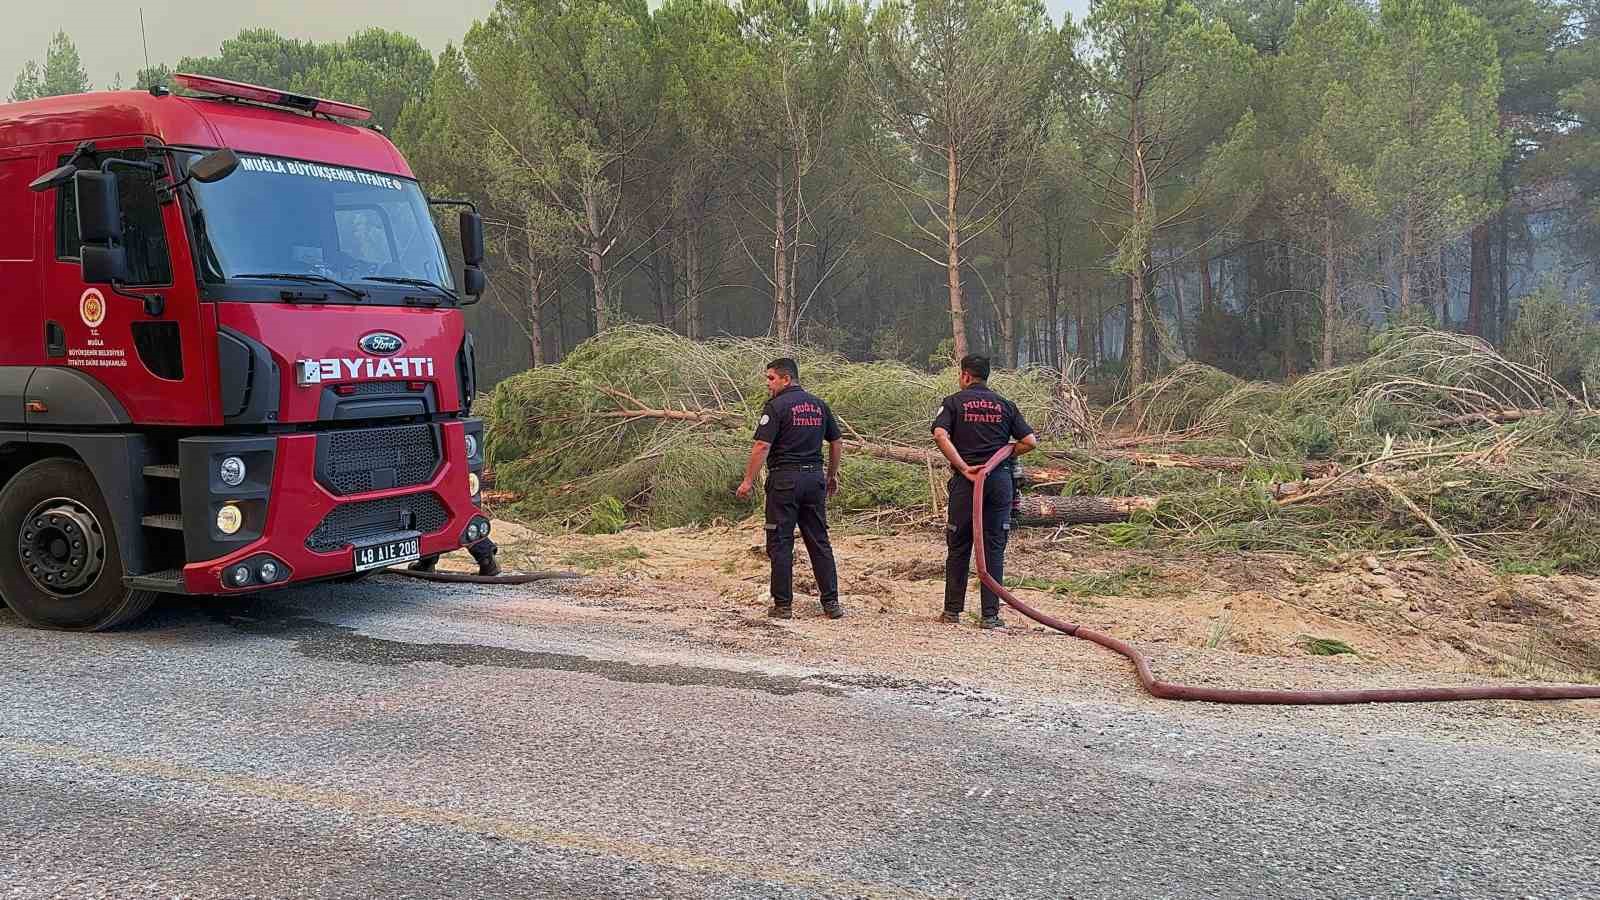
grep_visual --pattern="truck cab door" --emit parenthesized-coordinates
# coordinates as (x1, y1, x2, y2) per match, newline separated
(42, 141, 214, 426)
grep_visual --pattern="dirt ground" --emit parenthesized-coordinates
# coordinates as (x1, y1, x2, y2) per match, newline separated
(434, 512, 1600, 723)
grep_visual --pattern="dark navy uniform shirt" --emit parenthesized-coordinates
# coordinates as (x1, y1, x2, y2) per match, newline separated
(932, 383, 1035, 466)
(755, 385, 841, 470)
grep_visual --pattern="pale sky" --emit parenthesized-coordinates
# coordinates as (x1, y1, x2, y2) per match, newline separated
(5, 1, 1090, 94)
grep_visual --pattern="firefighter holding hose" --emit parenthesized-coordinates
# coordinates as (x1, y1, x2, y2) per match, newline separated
(736, 358, 845, 620)
(933, 354, 1037, 629)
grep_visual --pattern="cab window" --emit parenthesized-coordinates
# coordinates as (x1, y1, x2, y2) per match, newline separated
(56, 149, 174, 286)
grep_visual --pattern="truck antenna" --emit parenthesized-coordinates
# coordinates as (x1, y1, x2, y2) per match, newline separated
(140, 9, 151, 71)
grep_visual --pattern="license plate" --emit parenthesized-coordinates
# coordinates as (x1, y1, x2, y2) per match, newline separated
(352, 534, 421, 573)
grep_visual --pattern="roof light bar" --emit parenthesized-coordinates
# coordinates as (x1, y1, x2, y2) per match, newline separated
(171, 72, 373, 122)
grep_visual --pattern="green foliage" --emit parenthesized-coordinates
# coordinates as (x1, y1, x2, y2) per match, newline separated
(579, 497, 629, 535)
(1506, 281, 1600, 392)
(861, 0, 1059, 355)
(1298, 636, 1358, 656)
(484, 325, 1063, 529)
(10, 31, 90, 101)
(169, 27, 434, 133)
(1006, 564, 1165, 598)
(1315, 0, 1507, 311)
(834, 459, 929, 512)
(1291, 414, 1336, 459)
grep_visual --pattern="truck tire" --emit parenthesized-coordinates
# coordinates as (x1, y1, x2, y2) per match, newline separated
(0, 458, 156, 631)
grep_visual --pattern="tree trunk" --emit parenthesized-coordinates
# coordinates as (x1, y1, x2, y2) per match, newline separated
(1321, 216, 1337, 370)
(1438, 247, 1449, 329)
(1127, 105, 1147, 407)
(684, 223, 704, 340)
(1042, 449, 1341, 479)
(1281, 284, 1295, 378)
(582, 189, 611, 333)
(554, 273, 567, 360)
(999, 202, 1018, 367)
(1197, 253, 1215, 362)
(648, 230, 671, 326)
(1497, 207, 1510, 346)
(1171, 253, 1190, 357)
(1015, 494, 1157, 526)
(526, 231, 547, 368)
(586, 242, 608, 333)
(789, 151, 801, 337)
(1468, 221, 1489, 337)
(773, 152, 791, 344)
(1399, 208, 1414, 311)
(945, 143, 968, 362)
(1094, 288, 1105, 370)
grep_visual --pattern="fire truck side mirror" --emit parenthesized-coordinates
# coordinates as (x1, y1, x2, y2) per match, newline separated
(189, 148, 239, 184)
(74, 171, 131, 286)
(460, 210, 485, 268)
(75, 171, 124, 244)
(29, 164, 79, 192)
(82, 244, 131, 285)
(462, 266, 486, 301)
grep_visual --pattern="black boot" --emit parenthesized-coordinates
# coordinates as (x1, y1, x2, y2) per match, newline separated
(468, 539, 501, 577)
(410, 555, 439, 573)
(821, 600, 844, 620)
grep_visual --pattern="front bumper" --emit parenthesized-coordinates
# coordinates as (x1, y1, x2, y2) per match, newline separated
(176, 417, 488, 594)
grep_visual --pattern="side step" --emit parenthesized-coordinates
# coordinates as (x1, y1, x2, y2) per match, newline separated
(126, 569, 189, 594)
(140, 513, 184, 531)
(142, 464, 181, 479)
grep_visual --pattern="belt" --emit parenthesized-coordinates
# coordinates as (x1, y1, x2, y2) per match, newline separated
(770, 463, 822, 471)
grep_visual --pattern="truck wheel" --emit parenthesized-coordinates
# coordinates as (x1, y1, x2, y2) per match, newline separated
(0, 458, 156, 631)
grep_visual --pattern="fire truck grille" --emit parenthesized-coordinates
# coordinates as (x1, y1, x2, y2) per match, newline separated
(305, 492, 451, 553)
(349, 381, 408, 396)
(316, 424, 441, 495)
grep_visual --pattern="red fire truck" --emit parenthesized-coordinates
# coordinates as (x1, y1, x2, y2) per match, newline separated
(0, 74, 492, 630)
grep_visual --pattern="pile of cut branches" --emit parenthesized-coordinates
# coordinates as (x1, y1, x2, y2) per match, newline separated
(483, 325, 1085, 531)
(482, 326, 1600, 571)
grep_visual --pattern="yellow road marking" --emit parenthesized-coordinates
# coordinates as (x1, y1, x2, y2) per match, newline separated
(3, 738, 937, 899)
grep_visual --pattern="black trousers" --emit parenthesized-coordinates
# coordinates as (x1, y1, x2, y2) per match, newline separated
(468, 537, 498, 563)
(944, 468, 1014, 618)
(765, 468, 838, 605)
(415, 537, 496, 570)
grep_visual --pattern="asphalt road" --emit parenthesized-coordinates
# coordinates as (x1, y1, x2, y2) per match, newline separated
(3, 577, 1598, 899)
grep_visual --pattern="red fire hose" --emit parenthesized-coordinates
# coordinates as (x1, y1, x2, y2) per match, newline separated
(973, 446, 1600, 704)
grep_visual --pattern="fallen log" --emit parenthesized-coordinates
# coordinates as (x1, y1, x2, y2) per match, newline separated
(1015, 494, 1158, 526)
(1044, 449, 1340, 479)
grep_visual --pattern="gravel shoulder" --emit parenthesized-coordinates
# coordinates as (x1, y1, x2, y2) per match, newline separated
(3, 538, 1599, 898)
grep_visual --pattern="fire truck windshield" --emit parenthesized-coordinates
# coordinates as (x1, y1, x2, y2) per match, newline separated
(184, 151, 456, 301)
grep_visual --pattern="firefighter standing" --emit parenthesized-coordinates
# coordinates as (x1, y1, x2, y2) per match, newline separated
(736, 358, 845, 620)
(932, 354, 1038, 628)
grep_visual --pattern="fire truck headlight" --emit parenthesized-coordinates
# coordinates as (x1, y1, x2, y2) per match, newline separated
(468, 472, 481, 496)
(219, 456, 247, 487)
(258, 560, 280, 582)
(464, 433, 480, 460)
(230, 565, 252, 587)
(216, 503, 244, 535)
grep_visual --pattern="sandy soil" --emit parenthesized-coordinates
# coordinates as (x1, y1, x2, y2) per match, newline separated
(422, 514, 1600, 736)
